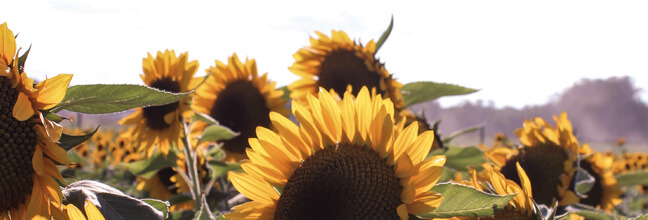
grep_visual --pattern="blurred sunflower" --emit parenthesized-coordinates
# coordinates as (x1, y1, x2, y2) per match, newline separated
(288, 30, 404, 111)
(497, 112, 581, 207)
(136, 152, 211, 212)
(120, 50, 199, 156)
(191, 53, 288, 161)
(109, 134, 142, 165)
(89, 130, 113, 167)
(136, 167, 193, 212)
(611, 152, 648, 174)
(226, 87, 446, 219)
(0, 23, 73, 219)
(577, 152, 623, 212)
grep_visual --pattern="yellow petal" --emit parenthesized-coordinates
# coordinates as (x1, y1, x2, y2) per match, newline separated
(394, 154, 414, 178)
(397, 204, 408, 220)
(32, 146, 45, 176)
(228, 172, 279, 204)
(408, 191, 444, 214)
(34, 74, 73, 110)
(85, 201, 105, 220)
(408, 130, 435, 165)
(400, 180, 416, 204)
(13, 92, 35, 121)
(26, 176, 46, 219)
(516, 162, 533, 208)
(393, 122, 418, 160)
(66, 204, 87, 220)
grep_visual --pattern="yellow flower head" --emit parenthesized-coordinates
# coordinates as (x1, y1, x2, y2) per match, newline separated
(191, 53, 288, 162)
(0, 22, 74, 219)
(498, 112, 583, 207)
(579, 152, 623, 212)
(288, 30, 404, 111)
(119, 50, 199, 156)
(226, 87, 445, 219)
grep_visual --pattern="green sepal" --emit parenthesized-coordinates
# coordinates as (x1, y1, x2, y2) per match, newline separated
(375, 15, 394, 54)
(417, 183, 515, 218)
(57, 126, 99, 151)
(42, 110, 67, 123)
(52, 84, 192, 114)
(401, 81, 478, 107)
(278, 85, 291, 102)
(17, 44, 31, 73)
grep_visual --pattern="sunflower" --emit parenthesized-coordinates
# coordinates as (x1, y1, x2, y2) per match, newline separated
(120, 50, 199, 156)
(577, 152, 623, 212)
(0, 23, 73, 219)
(288, 30, 405, 111)
(109, 133, 142, 165)
(496, 112, 581, 207)
(136, 167, 193, 212)
(89, 130, 113, 167)
(473, 163, 534, 219)
(191, 53, 288, 161)
(226, 87, 446, 219)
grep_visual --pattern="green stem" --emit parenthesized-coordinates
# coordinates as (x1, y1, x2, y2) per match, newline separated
(180, 119, 203, 210)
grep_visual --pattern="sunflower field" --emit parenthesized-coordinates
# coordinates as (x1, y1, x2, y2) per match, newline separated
(2, 19, 648, 220)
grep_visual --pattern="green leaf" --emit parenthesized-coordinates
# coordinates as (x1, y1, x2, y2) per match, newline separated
(443, 123, 484, 144)
(122, 151, 178, 179)
(574, 167, 595, 196)
(375, 15, 393, 54)
(207, 160, 242, 179)
(564, 204, 614, 220)
(193, 195, 215, 220)
(168, 193, 193, 206)
(192, 111, 218, 125)
(52, 84, 191, 114)
(418, 183, 515, 218)
(199, 124, 239, 142)
(615, 171, 648, 186)
(430, 146, 486, 172)
(17, 44, 31, 73)
(142, 199, 170, 219)
(57, 126, 99, 151)
(278, 85, 291, 102)
(401, 81, 478, 107)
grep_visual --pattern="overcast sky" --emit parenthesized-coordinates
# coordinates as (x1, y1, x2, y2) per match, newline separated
(2, 0, 647, 109)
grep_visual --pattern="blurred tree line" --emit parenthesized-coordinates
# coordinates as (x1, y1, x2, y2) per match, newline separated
(414, 76, 648, 147)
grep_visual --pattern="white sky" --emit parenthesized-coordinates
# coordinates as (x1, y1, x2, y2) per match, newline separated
(2, 0, 647, 109)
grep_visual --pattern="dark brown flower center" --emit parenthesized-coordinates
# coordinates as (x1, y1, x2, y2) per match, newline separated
(500, 142, 569, 206)
(210, 80, 270, 155)
(0, 76, 38, 212)
(275, 143, 403, 219)
(143, 78, 181, 130)
(157, 167, 178, 194)
(579, 159, 603, 207)
(318, 50, 382, 97)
